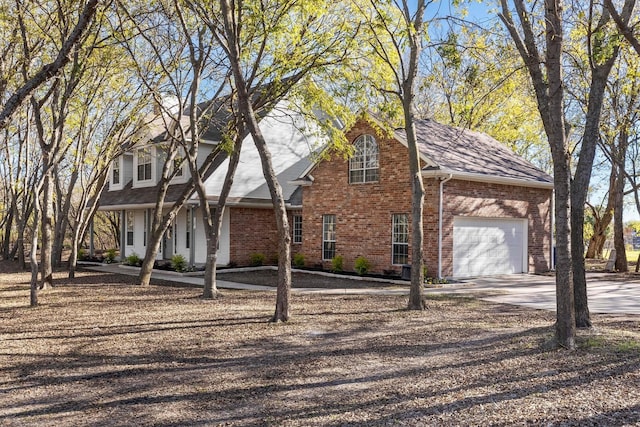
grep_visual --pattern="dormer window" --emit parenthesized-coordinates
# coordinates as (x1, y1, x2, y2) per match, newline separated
(109, 155, 124, 191)
(174, 157, 184, 177)
(113, 161, 120, 185)
(137, 148, 152, 181)
(349, 134, 379, 183)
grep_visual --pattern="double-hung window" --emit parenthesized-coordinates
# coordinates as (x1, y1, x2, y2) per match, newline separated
(349, 134, 379, 183)
(126, 211, 134, 246)
(137, 148, 152, 182)
(292, 215, 302, 244)
(112, 159, 120, 185)
(322, 215, 336, 260)
(392, 214, 409, 265)
(173, 156, 184, 178)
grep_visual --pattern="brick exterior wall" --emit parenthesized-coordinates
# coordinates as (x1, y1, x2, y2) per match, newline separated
(300, 119, 552, 277)
(229, 207, 302, 266)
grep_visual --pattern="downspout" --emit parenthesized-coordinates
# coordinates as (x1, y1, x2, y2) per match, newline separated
(438, 173, 453, 279)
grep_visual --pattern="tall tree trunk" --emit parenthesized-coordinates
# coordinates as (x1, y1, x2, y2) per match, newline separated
(614, 131, 629, 272)
(40, 168, 53, 289)
(15, 210, 27, 269)
(244, 110, 292, 322)
(2, 201, 14, 259)
(571, 20, 623, 328)
(202, 133, 243, 299)
(139, 220, 169, 287)
(405, 107, 425, 310)
(53, 168, 77, 267)
(30, 182, 43, 306)
(500, 0, 575, 348)
(403, 0, 427, 311)
(220, 0, 292, 322)
(546, 0, 576, 348)
(69, 171, 108, 278)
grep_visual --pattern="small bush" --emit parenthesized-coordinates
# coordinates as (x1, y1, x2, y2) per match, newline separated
(78, 248, 87, 261)
(249, 252, 266, 267)
(104, 248, 117, 264)
(293, 253, 305, 268)
(354, 256, 372, 275)
(331, 255, 343, 273)
(270, 253, 279, 265)
(171, 254, 187, 272)
(125, 252, 141, 267)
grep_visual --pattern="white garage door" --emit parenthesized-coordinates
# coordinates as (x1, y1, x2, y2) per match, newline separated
(453, 217, 527, 278)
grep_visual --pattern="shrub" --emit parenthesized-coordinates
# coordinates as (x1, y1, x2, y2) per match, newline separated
(330, 255, 343, 273)
(270, 253, 279, 265)
(78, 248, 87, 261)
(354, 256, 372, 275)
(293, 253, 305, 268)
(171, 254, 187, 273)
(249, 252, 266, 267)
(104, 248, 117, 264)
(125, 252, 141, 267)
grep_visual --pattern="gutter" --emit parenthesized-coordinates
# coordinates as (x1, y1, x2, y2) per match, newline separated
(421, 168, 554, 189)
(438, 173, 453, 279)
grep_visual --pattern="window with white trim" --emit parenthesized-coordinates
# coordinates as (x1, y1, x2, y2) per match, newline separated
(112, 158, 120, 185)
(292, 215, 302, 244)
(126, 211, 134, 246)
(392, 214, 409, 265)
(185, 208, 191, 249)
(322, 214, 336, 260)
(349, 134, 379, 183)
(137, 148, 152, 181)
(174, 156, 184, 177)
(109, 156, 124, 190)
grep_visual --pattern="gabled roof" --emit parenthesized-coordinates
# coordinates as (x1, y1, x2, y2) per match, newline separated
(394, 119, 553, 188)
(204, 100, 321, 206)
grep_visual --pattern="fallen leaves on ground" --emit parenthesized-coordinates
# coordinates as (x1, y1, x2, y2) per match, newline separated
(1, 262, 639, 426)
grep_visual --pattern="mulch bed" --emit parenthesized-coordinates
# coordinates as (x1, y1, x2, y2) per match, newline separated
(1, 261, 640, 426)
(217, 268, 408, 289)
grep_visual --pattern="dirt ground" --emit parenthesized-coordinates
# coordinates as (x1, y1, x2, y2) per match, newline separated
(2, 261, 640, 426)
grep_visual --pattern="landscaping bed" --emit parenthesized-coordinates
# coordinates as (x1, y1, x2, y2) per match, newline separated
(217, 268, 409, 289)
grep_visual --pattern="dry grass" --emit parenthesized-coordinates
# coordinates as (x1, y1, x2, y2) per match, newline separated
(1, 261, 640, 426)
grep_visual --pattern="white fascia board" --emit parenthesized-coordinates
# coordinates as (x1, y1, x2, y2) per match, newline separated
(97, 203, 168, 211)
(421, 168, 554, 189)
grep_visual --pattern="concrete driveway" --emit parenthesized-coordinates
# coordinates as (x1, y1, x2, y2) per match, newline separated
(450, 273, 640, 315)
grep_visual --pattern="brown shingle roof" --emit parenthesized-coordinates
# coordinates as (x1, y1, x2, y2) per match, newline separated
(395, 119, 552, 186)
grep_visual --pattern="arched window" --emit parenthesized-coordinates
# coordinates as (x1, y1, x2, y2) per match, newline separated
(349, 134, 379, 183)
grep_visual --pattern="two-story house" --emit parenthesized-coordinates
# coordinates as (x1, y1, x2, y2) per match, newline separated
(98, 99, 320, 267)
(297, 116, 553, 278)
(99, 105, 553, 279)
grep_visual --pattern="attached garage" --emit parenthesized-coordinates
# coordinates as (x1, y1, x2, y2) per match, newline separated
(453, 217, 528, 278)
